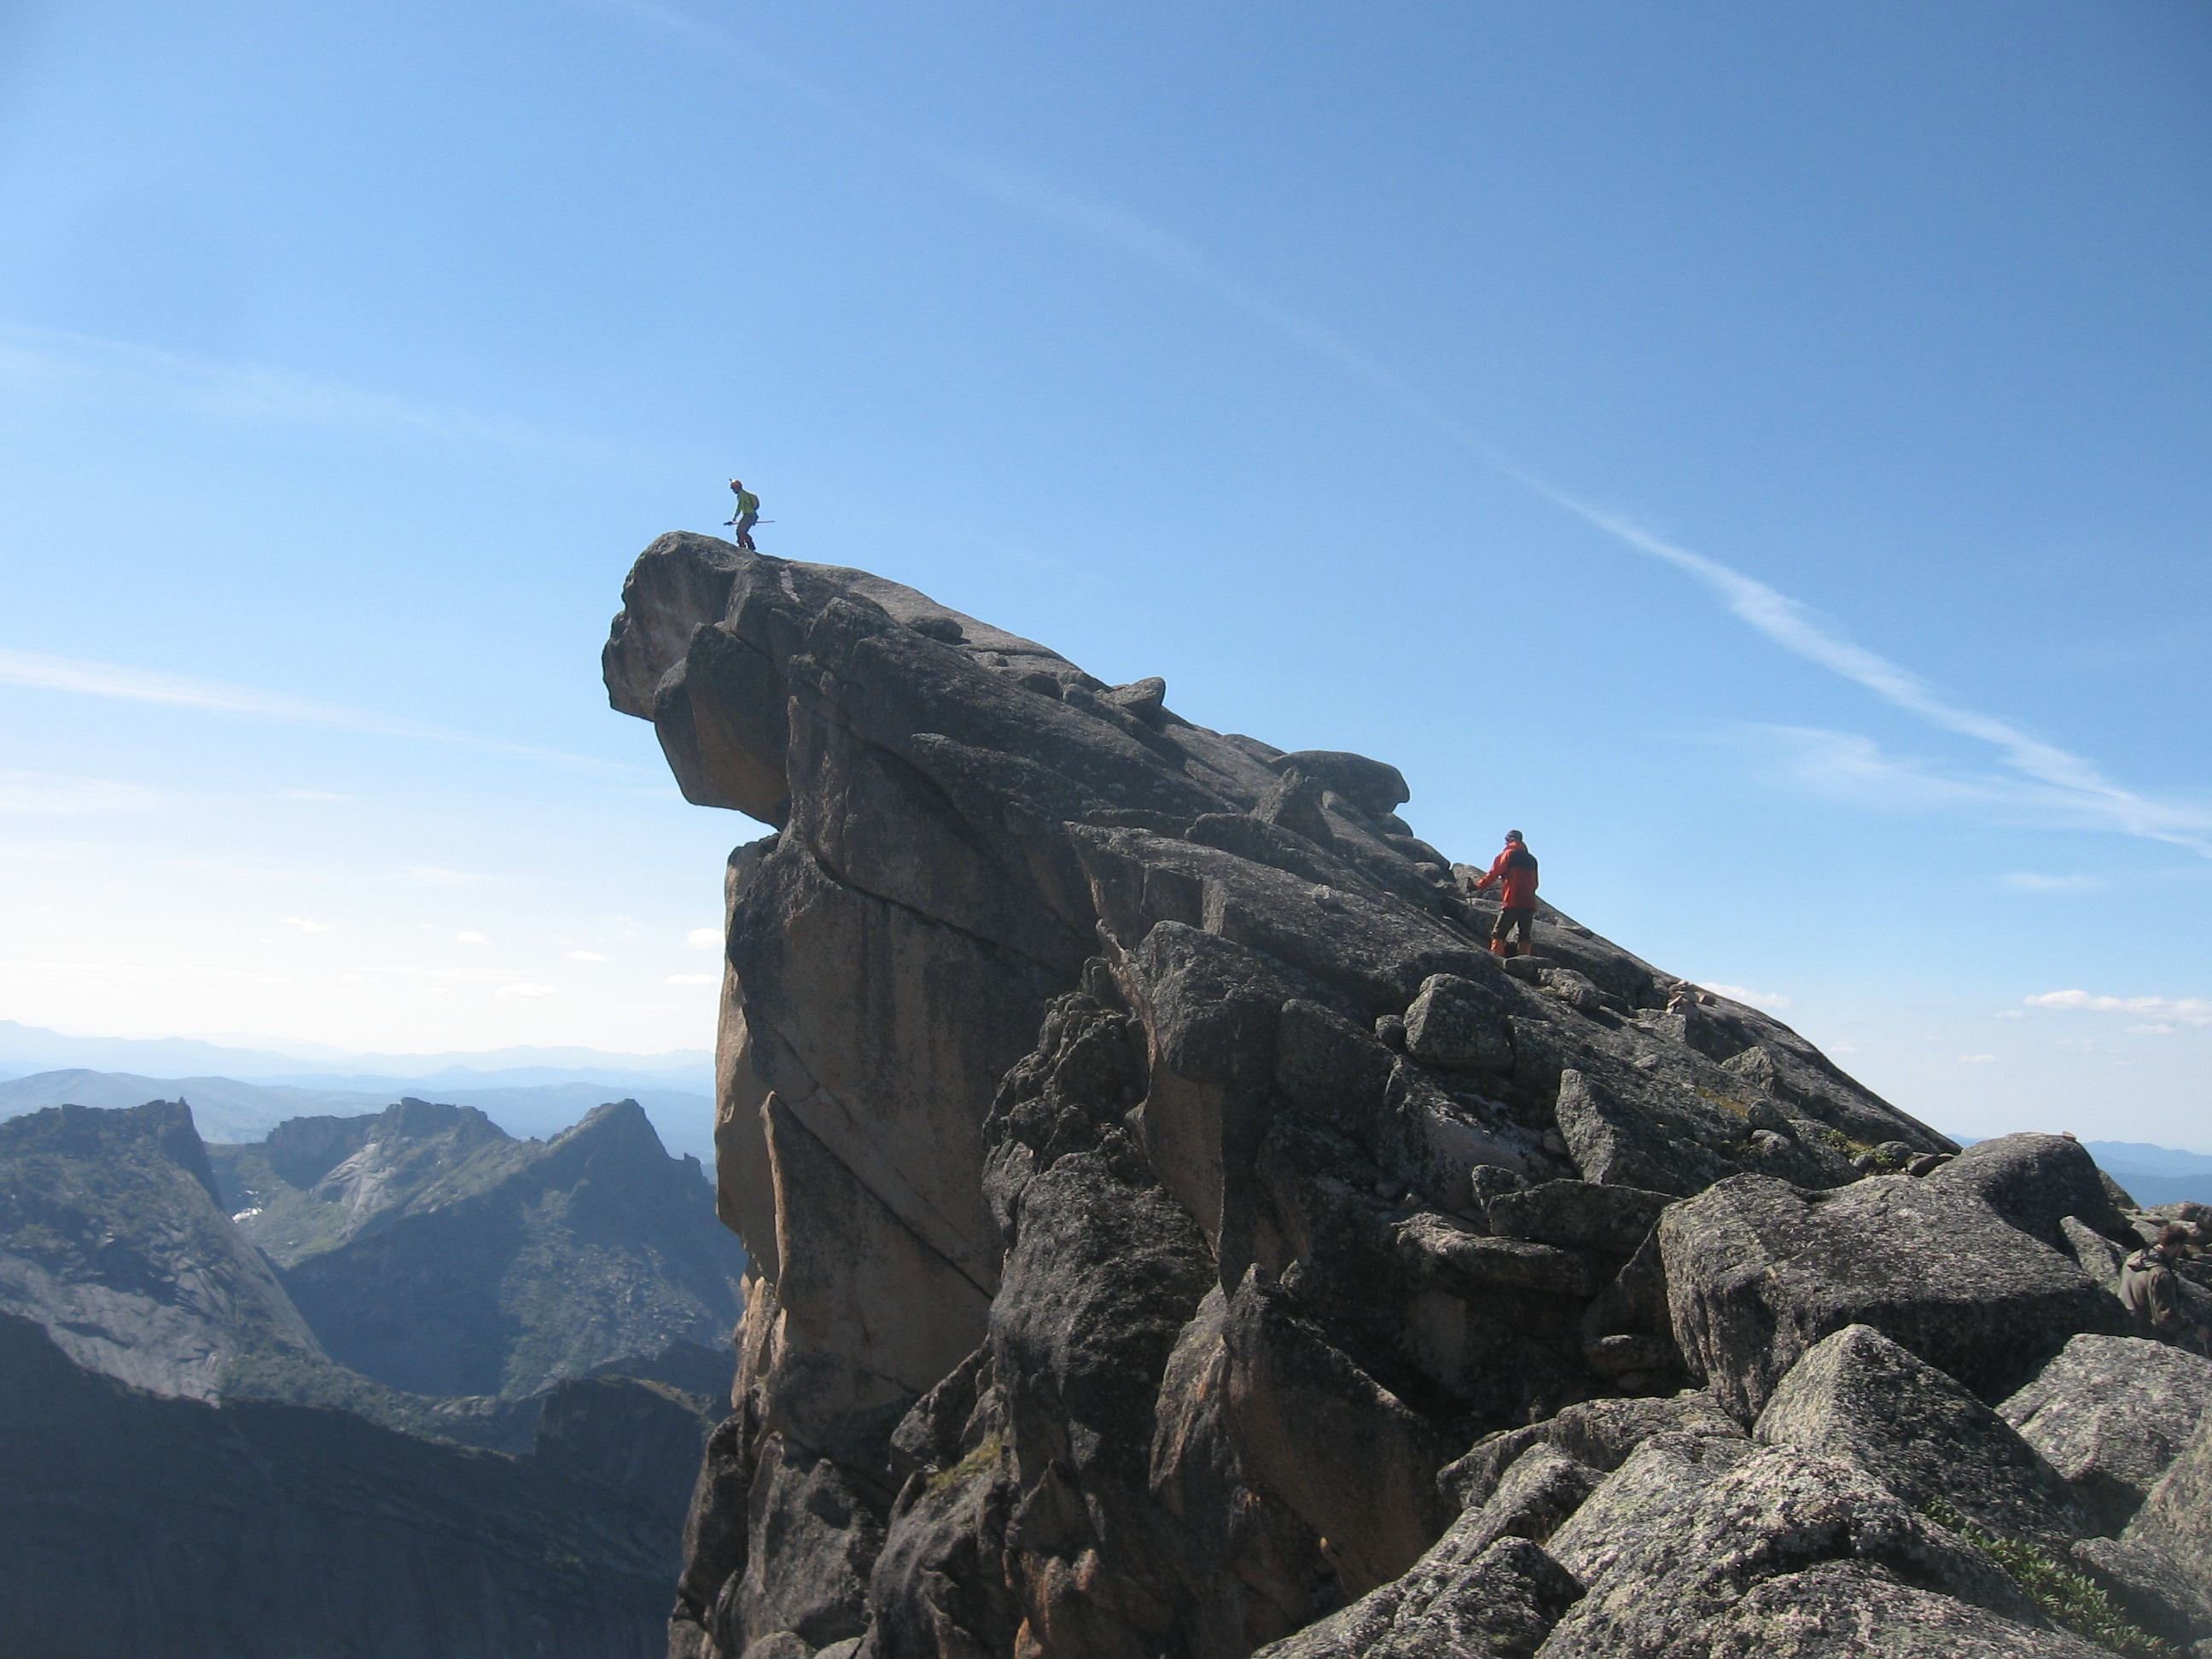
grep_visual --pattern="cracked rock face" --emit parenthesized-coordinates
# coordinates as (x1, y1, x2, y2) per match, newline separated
(609, 537, 2177, 1659)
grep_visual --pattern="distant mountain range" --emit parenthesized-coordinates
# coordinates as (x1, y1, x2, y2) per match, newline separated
(2083, 1139, 2212, 1208)
(0, 1067, 716, 1163)
(0, 1020, 713, 1092)
(0, 1091, 743, 1651)
(0, 1096, 745, 1433)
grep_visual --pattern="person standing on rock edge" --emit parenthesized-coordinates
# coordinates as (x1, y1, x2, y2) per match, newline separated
(2121, 1224, 2212, 1354)
(1473, 830, 1540, 958)
(725, 479, 760, 550)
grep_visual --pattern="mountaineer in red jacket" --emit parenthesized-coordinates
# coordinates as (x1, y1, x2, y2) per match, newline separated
(1473, 830, 1540, 958)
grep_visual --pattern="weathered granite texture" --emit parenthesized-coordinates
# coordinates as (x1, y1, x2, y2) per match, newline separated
(608, 537, 2180, 1659)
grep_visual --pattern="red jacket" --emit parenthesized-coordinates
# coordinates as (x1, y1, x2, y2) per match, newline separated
(1476, 842, 1539, 908)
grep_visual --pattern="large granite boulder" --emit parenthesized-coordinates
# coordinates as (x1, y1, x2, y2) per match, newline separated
(1751, 1324, 2089, 1547)
(2000, 1333, 2212, 1532)
(1540, 1441, 2098, 1658)
(1438, 1390, 1745, 1512)
(2116, 1386, 2212, 1629)
(1924, 1133, 2136, 1254)
(1249, 1536, 1578, 1659)
(1658, 1173, 2128, 1421)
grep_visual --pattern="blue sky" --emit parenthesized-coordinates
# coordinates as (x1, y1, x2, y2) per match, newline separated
(1, 2, 2206, 1147)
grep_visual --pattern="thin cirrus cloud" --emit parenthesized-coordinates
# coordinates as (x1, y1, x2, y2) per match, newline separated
(591, 0, 2207, 861)
(0, 769, 162, 815)
(1723, 728, 2212, 851)
(664, 973, 716, 986)
(0, 324, 617, 459)
(2023, 989, 2212, 1027)
(0, 647, 652, 777)
(567, 949, 608, 961)
(1697, 982, 1794, 1010)
(1999, 871, 2104, 894)
(497, 982, 558, 998)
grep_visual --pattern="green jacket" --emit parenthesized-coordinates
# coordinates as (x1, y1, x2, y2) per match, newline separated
(2120, 1248, 2182, 1336)
(731, 490, 760, 519)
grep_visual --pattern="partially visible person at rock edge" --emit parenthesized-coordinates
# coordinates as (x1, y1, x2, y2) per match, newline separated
(2120, 1222, 2211, 1354)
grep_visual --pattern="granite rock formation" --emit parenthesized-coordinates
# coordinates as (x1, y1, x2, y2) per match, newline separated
(606, 535, 2209, 1659)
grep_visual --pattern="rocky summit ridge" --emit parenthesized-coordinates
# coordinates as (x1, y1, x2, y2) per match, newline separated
(606, 533, 2212, 1659)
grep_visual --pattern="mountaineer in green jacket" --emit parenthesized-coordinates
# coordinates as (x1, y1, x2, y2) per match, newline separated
(2120, 1223, 2210, 1354)
(725, 479, 760, 550)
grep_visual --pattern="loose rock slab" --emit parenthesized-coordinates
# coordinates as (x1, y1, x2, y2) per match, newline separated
(1658, 1173, 2128, 1421)
(1752, 1323, 2088, 1548)
(1538, 1442, 2083, 1658)
(2000, 1332, 2212, 1532)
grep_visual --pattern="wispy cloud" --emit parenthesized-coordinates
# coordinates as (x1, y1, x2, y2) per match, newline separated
(0, 325, 615, 458)
(0, 648, 651, 777)
(686, 928, 722, 951)
(1697, 982, 1794, 1010)
(498, 982, 558, 998)
(2000, 871, 2103, 893)
(588, 1, 2206, 859)
(282, 917, 335, 933)
(1723, 727, 2212, 848)
(0, 770, 162, 815)
(664, 972, 716, 986)
(2024, 989, 2212, 1027)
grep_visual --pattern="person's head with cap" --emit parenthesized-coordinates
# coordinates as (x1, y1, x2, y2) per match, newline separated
(1505, 830, 1524, 845)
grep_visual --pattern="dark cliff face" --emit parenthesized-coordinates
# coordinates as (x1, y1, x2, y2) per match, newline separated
(600, 538, 2193, 1659)
(0, 1310, 689, 1659)
(218, 1097, 748, 1399)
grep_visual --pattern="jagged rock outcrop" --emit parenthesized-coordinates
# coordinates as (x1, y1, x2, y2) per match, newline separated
(607, 536, 2187, 1659)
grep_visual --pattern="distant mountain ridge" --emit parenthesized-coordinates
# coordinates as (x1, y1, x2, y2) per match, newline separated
(0, 1095, 744, 1443)
(0, 1021, 713, 1091)
(0, 1067, 715, 1161)
(2085, 1140, 2212, 1208)
(0, 1100, 329, 1400)
(213, 1097, 748, 1399)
